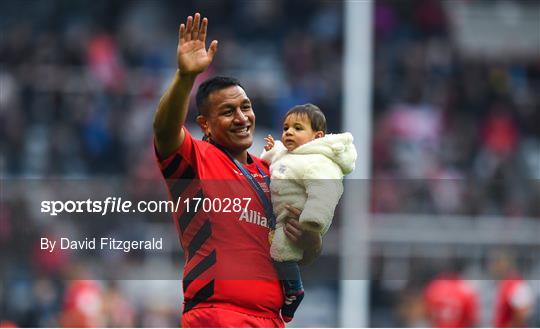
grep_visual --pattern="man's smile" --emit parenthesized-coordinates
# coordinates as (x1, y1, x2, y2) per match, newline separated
(231, 125, 251, 137)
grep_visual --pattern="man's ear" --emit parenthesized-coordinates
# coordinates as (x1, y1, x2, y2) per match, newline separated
(315, 131, 325, 139)
(196, 115, 210, 136)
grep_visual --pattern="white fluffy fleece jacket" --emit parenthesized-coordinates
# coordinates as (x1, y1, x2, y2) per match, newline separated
(261, 132, 357, 262)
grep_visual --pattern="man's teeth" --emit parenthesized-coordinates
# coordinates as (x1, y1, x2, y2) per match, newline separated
(235, 127, 248, 133)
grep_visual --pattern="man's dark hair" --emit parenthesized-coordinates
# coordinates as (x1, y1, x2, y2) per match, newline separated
(284, 103, 327, 133)
(196, 76, 244, 116)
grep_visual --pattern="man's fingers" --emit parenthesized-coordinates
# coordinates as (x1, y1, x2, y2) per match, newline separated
(287, 218, 302, 229)
(285, 221, 302, 237)
(208, 40, 218, 60)
(284, 227, 299, 243)
(285, 205, 301, 217)
(179, 24, 185, 42)
(199, 17, 208, 41)
(192, 13, 201, 40)
(185, 16, 193, 41)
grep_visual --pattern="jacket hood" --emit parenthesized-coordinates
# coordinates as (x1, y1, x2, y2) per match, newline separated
(292, 132, 357, 174)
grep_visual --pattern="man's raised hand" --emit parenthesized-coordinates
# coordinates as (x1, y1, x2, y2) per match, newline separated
(177, 13, 218, 76)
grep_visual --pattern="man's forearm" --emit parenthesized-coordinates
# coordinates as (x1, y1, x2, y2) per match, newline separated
(153, 70, 197, 158)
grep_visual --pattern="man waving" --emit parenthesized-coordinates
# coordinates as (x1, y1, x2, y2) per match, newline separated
(153, 13, 321, 327)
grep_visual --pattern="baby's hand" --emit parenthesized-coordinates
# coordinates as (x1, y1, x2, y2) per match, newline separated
(264, 135, 275, 151)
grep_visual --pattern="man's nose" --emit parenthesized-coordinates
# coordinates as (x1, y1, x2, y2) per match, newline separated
(233, 108, 248, 122)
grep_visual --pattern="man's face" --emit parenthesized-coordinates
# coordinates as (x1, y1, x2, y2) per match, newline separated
(201, 85, 255, 155)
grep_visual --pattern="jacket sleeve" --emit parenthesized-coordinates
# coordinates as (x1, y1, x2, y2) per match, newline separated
(260, 141, 287, 164)
(299, 159, 343, 235)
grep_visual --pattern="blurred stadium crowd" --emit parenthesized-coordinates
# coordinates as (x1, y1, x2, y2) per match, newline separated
(2, 0, 538, 216)
(1, 0, 538, 327)
(1, 0, 343, 176)
(370, 1, 540, 217)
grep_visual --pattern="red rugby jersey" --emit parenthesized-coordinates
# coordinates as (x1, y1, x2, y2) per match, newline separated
(423, 275, 478, 328)
(155, 128, 283, 318)
(494, 277, 533, 328)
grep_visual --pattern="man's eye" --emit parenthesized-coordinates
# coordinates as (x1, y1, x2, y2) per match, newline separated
(242, 105, 251, 110)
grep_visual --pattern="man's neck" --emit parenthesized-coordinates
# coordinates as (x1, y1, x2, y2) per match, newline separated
(234, 151, 250, 164)
(207, 138, 250, 164)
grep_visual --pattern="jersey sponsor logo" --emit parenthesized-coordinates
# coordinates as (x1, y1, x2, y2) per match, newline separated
(238, 209, 268, 228)
(233, 169, 265, 180)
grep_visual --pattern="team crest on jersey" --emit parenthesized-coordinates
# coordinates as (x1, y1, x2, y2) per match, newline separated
(259, 182, 269, 193)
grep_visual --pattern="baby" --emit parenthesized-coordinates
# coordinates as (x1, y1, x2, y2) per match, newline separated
(261, 104, 357, 322)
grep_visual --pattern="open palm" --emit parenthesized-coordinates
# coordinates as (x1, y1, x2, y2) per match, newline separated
(177, 13, 218, 75)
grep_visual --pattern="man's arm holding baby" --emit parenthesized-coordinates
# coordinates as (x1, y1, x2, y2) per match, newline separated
(284, 205, 322, 266)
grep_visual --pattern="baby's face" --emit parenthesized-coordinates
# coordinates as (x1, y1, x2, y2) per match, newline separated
(281, 114, 322, 151)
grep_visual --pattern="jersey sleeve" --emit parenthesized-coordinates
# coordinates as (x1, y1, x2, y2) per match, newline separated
(154, 127, 199, 180)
